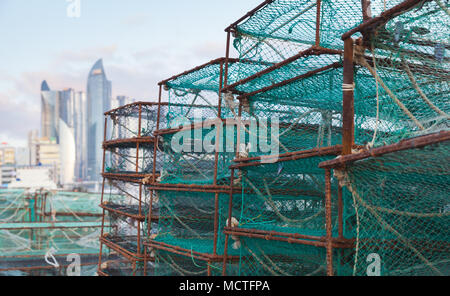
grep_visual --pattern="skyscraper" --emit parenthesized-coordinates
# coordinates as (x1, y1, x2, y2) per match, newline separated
(60, 88, 75, 128)
(74, 91, 88, 181)
(40, 81, 60, 142)
(59, 89, 76, 184)
(86, 59, 111, 181)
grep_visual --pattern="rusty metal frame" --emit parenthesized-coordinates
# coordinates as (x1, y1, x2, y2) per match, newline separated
(224, 227, 354, 249)
(144, 240, 241, 263)
(104, 101, 168, 116)
(100, 234, 154, 262)
(320, 130, 450, 169)
(342, 0, 432, 41)
(98, 102, 167, 276)
(221, 46, 342, 94)
(230, 145, 344, 169)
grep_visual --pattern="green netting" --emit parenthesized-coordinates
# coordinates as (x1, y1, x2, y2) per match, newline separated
(233, 54, 342, 94)
(107, 103, 163, 141)
(0, 257, 99, 276)
(152, 249, 211, 276)
(153, 190, 240, 256)
(235, 102, 344, 158)
(335, 140, 450, 276)
(0, 190, 114, 275)
(99, 252, 151, 276)
(234, 156, 345, 234)
(352, 0, 450, 147)
(159, 124, 236, 185)
(233, 0, 365, 63)
(105, 145, 160, 175)
(233, 0, 407, 63)
(163, 60, 283, 128)
(235, 237, 328, 276)
(99, 0, 449, 277)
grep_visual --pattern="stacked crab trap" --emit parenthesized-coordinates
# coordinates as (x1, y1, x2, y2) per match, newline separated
(97, 0, 449, 276)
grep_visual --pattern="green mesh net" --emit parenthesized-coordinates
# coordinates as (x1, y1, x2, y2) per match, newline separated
(106, 103, 162, 141)
(352, 0, 450, 147)
(158, 124, 237, 185)
(333, 140, 450, 276)
(103, 0, 449, 277)
(0, 190, 109, 275)
(153, 190, 237, 256)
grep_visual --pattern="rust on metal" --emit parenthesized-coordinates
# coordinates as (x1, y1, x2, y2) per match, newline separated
(320, 131, 450, 169)
(342, 37, 355, 155)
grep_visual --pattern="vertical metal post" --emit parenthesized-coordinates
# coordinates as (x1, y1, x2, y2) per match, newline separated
(338, 184, 343, 239)
(224, 30, 231, 87)
(143, 245, 148, 276)
(98, 117, 108, 272)
(325, 169, 334, 276)
(137, 184, 142, 256)
(315, 0, 322, 47)
(136, 103, 142, 174)
(148, 190, 154, 236)
(222, 168, 235, 276)
(212, 58, 226, 257)
(342, 38, 355, 155)
(152, 85, 163, 182)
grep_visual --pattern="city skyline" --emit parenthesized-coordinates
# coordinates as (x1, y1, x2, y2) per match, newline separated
(0, 0, 262, 148)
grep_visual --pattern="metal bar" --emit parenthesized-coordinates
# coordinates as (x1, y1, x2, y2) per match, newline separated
(213, 192, 219, 256)
(338, 185, 344, 239)
(158, 58, 226, 86)
(315, 0, 322, 47)
(325, 169, 334, 276)
(104, 101, 168, 116)
(224, 31, 232, 88)
(234, 145, 343, 163)
(342, 0, 430, 40)
(222, 168, 235, 276)
(230, 145, 343, 169)
(225, 227, 353, 246)
(320, 130, 450, 169)
(147, 186, 231, 194)
(342, 38, 355, 155)
(237, 62, 342, 100)
(102, 137, 156, 149)
(222, 46, 342, 94)
(98, 116, 109, 272)
(225, 0, 275, 32)
(0, 221, 104, 230)
(152, 85, 163, 182)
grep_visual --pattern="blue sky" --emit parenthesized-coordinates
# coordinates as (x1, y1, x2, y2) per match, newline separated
(0, 0, 262, 147)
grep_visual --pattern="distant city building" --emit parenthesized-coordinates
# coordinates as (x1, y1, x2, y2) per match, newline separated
(60, 88, 75, 128)
(28, 133, 60, 185)
(40, 80, 60, 142)
(86, 59, 112, 182)
(9, 166, 57, 190)
(74, 91, 88, 181)
(15, 147, 30, 166)
(28, 130, 39, 166)
(112, 95, 133, 110)
(112, 96, 135, 139)
(0, 144, 16, 187)
(36, 59, 112, 185)
(0, 144, 15, 165)
(59, 118, 76, 185)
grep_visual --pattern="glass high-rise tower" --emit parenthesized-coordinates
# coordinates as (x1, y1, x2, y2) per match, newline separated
(86, 59, 111, 182)
(40, 80, 60, 142)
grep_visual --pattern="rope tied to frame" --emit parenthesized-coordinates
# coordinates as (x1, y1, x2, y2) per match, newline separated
(342, 83, 355, 91)
(334, 169, 445, 275)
